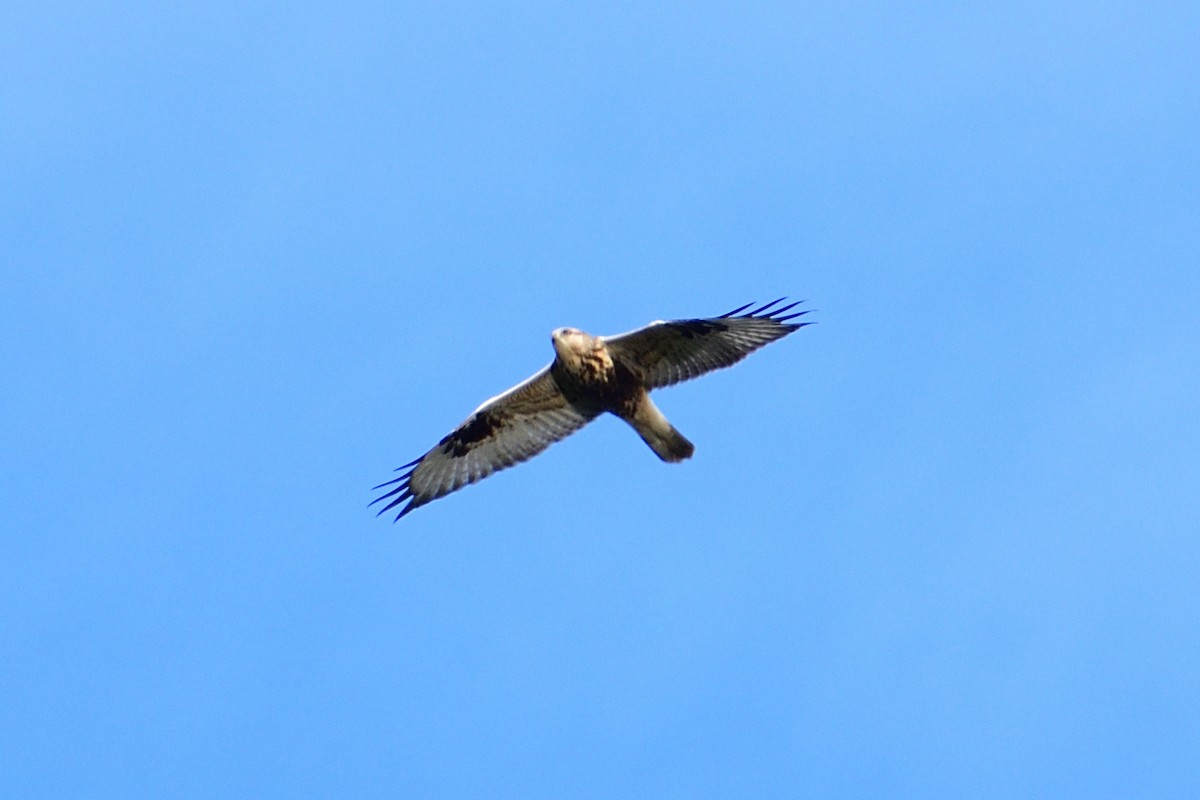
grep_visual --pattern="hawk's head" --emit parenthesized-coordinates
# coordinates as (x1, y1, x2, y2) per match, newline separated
(551, 327, 608, 373)
(551, 327, 589, 359)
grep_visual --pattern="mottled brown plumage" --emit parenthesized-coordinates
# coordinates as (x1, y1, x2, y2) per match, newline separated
(372, 298, 812, 520)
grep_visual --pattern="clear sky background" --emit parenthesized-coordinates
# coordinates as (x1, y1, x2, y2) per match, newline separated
(4, 2, 1198, 797)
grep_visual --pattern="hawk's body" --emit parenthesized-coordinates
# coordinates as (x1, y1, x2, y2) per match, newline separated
(373, 299, 811, 520)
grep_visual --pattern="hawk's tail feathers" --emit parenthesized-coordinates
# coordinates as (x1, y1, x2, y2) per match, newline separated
(629, 396, 695, 463)
(645, 423, 695, 463)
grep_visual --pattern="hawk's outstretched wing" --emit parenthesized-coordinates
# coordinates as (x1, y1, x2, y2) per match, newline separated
(371, 367, 601, 521)
(602, 298, 812, 389)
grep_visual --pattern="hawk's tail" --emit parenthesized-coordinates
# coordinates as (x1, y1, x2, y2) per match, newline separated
(645, 424, 695, 462)
(628, 396, 695, 463)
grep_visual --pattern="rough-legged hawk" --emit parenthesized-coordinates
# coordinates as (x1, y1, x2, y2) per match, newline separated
(372, 298, 812, 520)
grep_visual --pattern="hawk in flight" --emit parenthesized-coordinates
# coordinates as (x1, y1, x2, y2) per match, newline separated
(373, 298, 812, 520)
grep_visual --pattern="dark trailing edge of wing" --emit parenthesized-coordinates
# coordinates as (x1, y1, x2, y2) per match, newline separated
(369, 456, 424, 521)
(718, 297, 815, 328)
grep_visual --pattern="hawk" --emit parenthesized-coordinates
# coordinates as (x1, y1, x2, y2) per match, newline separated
(372, 298, 812, 520)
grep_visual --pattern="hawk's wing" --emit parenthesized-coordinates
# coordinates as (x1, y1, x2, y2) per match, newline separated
(602, 298, 812, 389)
(371, 366, 600, 520)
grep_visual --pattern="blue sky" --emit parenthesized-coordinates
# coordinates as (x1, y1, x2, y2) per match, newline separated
(3, 2, 1198, 797)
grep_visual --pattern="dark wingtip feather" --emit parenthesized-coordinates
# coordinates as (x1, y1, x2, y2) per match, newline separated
(750, 297, 787, 315)
(772, 300, 802, 316)
(719, 301, 755, 318)
(371, 475, 404, 491)
(371, 454, 424, 516)
(376, 488, 414, 516)
(775, 309, 814, 323)
(395, 499, 419, 522)
(373, 486, 405, 506)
